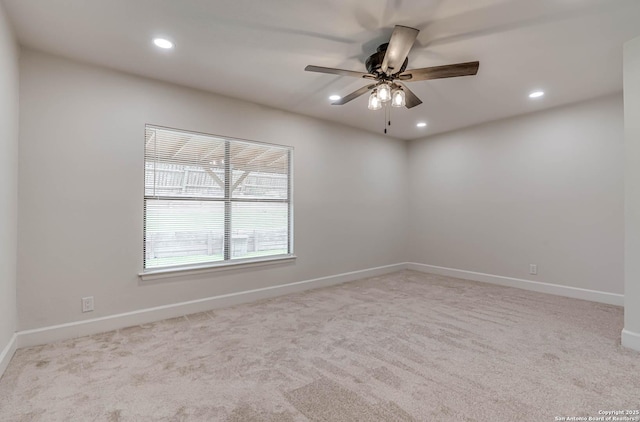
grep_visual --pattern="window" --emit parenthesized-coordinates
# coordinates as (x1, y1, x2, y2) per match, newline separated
(144, 125, 293, 272)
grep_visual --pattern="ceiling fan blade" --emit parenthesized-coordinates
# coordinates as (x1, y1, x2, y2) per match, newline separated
(398, 61, 479, 81)
(305, 65, 375, 79)
(332, 84, 377, 105)
(381, 25, 419, 75)
(395, 82, 423, 109)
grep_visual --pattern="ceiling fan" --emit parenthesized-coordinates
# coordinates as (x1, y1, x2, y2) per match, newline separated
(305, 25, 480, 110)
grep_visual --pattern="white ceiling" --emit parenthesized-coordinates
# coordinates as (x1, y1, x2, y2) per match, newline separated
(4, 0, 640, 140)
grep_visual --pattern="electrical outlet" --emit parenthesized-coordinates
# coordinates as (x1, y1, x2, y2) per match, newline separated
(82, 296, 94, 313)
(529, 264, 538, 275)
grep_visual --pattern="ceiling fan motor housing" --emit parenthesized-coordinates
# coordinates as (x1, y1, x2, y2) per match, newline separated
(366, 43, 408, 77)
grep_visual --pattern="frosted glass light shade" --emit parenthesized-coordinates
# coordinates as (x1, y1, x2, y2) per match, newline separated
(378, 83, 391, 102)
(368, 91, 382, 110)
(391, 89, 406, 107)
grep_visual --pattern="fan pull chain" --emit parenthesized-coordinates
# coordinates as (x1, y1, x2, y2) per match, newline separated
(383, 102, 392, 134)
(384, 102, 390, 134)
(383, 102, 387, 134)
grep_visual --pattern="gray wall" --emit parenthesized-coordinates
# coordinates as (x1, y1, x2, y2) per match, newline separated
(624, 36, 640, 349)
(17, 50, 408, 330)
(0, 3, 19, 353)
(407, 94, 624, 294)
(15, 49, 627, 334)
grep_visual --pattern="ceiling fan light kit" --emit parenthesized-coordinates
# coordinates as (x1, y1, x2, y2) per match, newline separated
(305, 24, 480, 117)
(367, 82, 408, 110)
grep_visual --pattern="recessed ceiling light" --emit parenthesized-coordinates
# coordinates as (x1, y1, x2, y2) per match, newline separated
(416, 122, 427, 128)
(153, 38, 174, 49)
(329, 95, 341, 101)
(529, 91, 545, 99)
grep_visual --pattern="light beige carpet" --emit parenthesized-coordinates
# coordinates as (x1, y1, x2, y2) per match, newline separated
(1, 270, 639, 421)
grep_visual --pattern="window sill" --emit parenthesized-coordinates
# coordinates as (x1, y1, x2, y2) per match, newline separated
(138, 254, 297, 281)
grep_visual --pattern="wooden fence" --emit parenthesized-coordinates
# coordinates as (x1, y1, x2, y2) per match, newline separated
(145, 228, 288, 260)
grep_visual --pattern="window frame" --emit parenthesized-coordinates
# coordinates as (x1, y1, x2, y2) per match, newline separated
(141, 125, 295, 279)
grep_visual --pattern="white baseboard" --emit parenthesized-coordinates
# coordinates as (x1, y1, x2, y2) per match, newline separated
(0, 333, 17, 380)
(17, 263, 405, 349)
(622, 329, 640, 352)
(12, 261, 626, 353)
(406, 262, 624, 306)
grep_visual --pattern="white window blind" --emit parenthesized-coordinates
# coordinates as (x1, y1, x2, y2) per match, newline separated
(144, 125, 293, 271)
